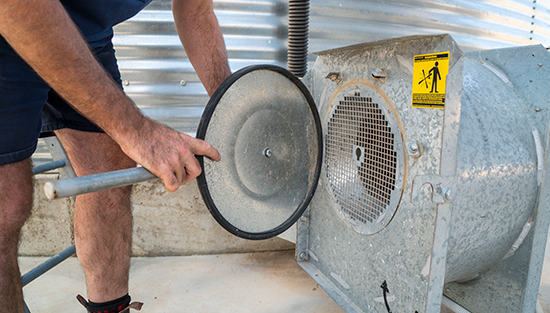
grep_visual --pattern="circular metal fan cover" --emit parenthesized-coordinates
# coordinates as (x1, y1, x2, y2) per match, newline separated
(324, 85, 405, 235)
(196, 65, 322, 240)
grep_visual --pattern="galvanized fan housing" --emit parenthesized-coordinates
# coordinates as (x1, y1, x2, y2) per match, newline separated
(196, 34, 550, 313)
(295, 34, 550, 313)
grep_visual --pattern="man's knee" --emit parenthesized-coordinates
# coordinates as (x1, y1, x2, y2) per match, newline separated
(0, 159, 33, 237)
(55, 129, 136, 177)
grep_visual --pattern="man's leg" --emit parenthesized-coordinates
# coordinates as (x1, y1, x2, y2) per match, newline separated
(0, 159, 33, 313)
(55, 129, 136, 303)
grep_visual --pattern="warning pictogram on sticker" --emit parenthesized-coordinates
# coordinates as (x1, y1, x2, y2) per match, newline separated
(412, 52, 450, 109)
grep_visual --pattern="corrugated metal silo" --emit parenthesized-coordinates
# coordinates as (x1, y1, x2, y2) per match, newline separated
(33, 0, 550, 164)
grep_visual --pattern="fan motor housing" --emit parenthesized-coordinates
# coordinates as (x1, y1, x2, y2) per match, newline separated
(297, 34, 550, 313)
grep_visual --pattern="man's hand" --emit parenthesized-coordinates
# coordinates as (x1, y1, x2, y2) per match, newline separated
(120, 118, 220, 192)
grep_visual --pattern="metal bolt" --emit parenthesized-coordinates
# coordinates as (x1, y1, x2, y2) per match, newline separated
(409, 142, 419, 153)
(299, 252, 307, 259)
(444, 189, 454, 202)
(180, 80, 187, 86)
(300, 216, 308, 223)
(263, 148, 272, 158)
(325, 72, 343, 85)
(123, 80, 130, 86)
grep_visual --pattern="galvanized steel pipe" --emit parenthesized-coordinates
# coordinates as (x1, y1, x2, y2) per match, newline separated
(44, 167, 158, 200)
(21, 244, 76, 287)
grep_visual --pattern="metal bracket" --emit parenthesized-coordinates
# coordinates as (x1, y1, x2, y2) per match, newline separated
(43, 136, 77, 179)
(410, 175, 456, 204)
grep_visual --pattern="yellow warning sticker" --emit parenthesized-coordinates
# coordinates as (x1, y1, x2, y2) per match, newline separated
(412, 52, 450, 109)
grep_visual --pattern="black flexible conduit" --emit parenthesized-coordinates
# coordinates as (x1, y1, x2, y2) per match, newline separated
(288, 0, 310, 77)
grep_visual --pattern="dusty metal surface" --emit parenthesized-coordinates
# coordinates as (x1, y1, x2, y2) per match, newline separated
(443, 45, 550, 313)
(298, 34, 550, 313)
(299, 34, 463, 313)
(444, 58, 538, 282)
(200, 67, 320, 236)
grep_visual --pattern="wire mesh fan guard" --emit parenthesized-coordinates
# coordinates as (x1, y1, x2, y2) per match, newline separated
(324, 87, 404, 235)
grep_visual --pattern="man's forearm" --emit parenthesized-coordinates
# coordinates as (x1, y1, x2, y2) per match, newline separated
(173, 0, 231, 96)
(0, 0, 145, 144)
(0, 0, 223, 191)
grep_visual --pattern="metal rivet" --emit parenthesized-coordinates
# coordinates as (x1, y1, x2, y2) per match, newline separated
(123, 80, 130, 86)
(300, 216, 308, 223)
(180, 80, 187, 86)
(299, 252, 307, 259)
(263, 148, 272, 158)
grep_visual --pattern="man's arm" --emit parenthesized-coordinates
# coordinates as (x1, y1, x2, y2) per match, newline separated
(0, 0, 220, 191)
(172, 0, 231, 96)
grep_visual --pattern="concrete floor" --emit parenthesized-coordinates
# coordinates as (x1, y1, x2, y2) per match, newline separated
(19, 248, 550, 313)
(20, 250, 345, 313)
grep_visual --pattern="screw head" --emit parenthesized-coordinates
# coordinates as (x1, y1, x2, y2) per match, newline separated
(299, 252, 307, 259)
(444, 189, 454, 201)
(123, 80, 130, 86)
(180, 80, 187, 86)
(300, 216, 308, 223)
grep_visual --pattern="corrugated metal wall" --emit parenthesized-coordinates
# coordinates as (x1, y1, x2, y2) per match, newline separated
(34, 0, 550, 164)
(309, 0, 550, 53)
(115, 0, 550, 135)
(113, 0, 289, 134)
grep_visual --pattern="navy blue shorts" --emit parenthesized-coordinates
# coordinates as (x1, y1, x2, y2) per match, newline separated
(0, 35, 122, 165)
